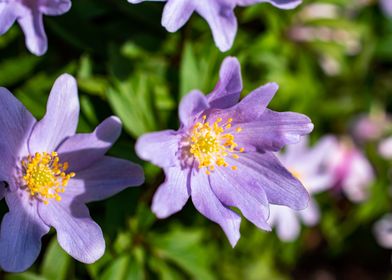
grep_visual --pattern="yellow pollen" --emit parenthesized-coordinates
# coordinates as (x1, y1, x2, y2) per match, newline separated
(21, 152, 75, 204)
(189, 116, 244, 175)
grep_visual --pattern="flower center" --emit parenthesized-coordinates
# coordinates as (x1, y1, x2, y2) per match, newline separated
(189, 116, 244, 175)
(21, 152, 75, 204)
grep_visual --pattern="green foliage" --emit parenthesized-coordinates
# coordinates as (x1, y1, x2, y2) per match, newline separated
(1, 0, 392, 279)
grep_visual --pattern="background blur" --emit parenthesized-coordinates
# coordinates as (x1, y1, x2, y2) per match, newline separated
(1, 0, 392, 279)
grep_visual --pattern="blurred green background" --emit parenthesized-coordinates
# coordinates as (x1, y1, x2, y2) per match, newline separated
(1, 0, 392, 279)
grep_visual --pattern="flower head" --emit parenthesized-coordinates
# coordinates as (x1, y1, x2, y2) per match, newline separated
(0, 0, 71, 55)
(326, 137, 374, 202)
(0, 74, 144, 272)
(128, 0, 302, 52)
(380, 0, 392, 17)
(374, 214, 392, 249)
(136, 57, 313, 246)
(269, 136, 335, 241)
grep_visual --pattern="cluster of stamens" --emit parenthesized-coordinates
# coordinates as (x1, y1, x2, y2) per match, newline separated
(189, 115, 244, 175)
(21, 152, 75, 204)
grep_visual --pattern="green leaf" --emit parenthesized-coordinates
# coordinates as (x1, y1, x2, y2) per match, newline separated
(100, 255, 130, 280)
(180, 43, 199, 98)
(5, 273, 47, 280)
(150, 227, 215, 280)
(40, 238, 71, 280)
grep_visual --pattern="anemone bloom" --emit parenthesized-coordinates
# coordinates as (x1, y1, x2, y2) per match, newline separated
(128, 0, 302, 52)
(326, 138, 374, 202)
(380, 0, 392, 17)
(374, 214, 392, 249)
(136, 57, 313, 246)
(379, 137, 392, 159)
(0, 74, 144, 272)
(0, 0, 71, 55)
(269, 136, 335, 241)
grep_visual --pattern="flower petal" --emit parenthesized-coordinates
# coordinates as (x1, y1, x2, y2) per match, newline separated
(207, 57, 242, 109)
(267, 0, 302, 9)
(208, 83, 279, 124)
(379, 137, 392, 159)
(0, 87, 35, 183)
(237, 0, 301, 9)
(234, 152, 309, 210)
(39, 0, 72, 15)
(195, 0, 237, 52)
(233, 109, 313, 152)
(57, 116, 122, 172)
(29, 74, 79, 154)
(179, 90, 209, 127)
(136, 130, 180, 168)
(17, 11, 48, 56)
(162, 0, 195, 32)
(0, 190, 50, 272)
(298, 198, 319, 226)
(152, 167, 190, 218)
(209, 164, 271, 230)
(269, 204, 301, 242)
(191, 171, 241, 247)
(0, 3, 16, 36)
(64, 156, 144, 203)
(38, 199, 105, 264)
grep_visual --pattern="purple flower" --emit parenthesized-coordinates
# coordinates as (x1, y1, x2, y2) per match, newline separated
(0, 74, 144, 272)
(379, 137, 392, 159)
(136, 57, 313, 246)
(373, 214, 392, 249)
(269, 136, 335, 241)
(352, 113, 390, 143)
(128, 0, 302, 52)
(0, 0, 71, 55)
(380, 0, 392, 17)
(326, 138, 374, 202)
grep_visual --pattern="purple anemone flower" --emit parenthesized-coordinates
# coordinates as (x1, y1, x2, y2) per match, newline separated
(0, 74, 144, 272)
(136, 57, 313, 246)
(0, 0, 71, 55)
(326, 138, 374, 202)
(379, 137, 392, 159)
(374, 214, 392, 249)
(128, 0, 302, 52)
(269, 136, 335, 241)
(380, 0, 392, 17)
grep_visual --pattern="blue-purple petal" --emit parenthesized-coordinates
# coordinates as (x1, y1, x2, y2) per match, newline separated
(233, 109, 313, 152)
(39, 0, 72, 16)
(179, 90, 209, 127)
(64, 156, 144, 203)
(29, 74, 79, 154)
(162, 0, 194, 32)
(207, 57, 242, 109)
(195, 0, 237, 52)
(0, 4, 16, 35)
(136, 130, 180, 168)
(191, 170, 241, 247)
(57, 116, 122, 172)
(38, 198, 105, 264)
(237, 0, 301, 9)
(0, 87, 35, 184)
(17, 12, 48, 56)
(152, 167, 190, 218)
(0, 190, 50, 272)
(234, 152, 309, 210)
(209, 165, 271, 231)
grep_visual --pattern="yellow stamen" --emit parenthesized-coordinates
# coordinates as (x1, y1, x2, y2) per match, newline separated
(21, 152, 75, 204)
(189, 116, 244, 175)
